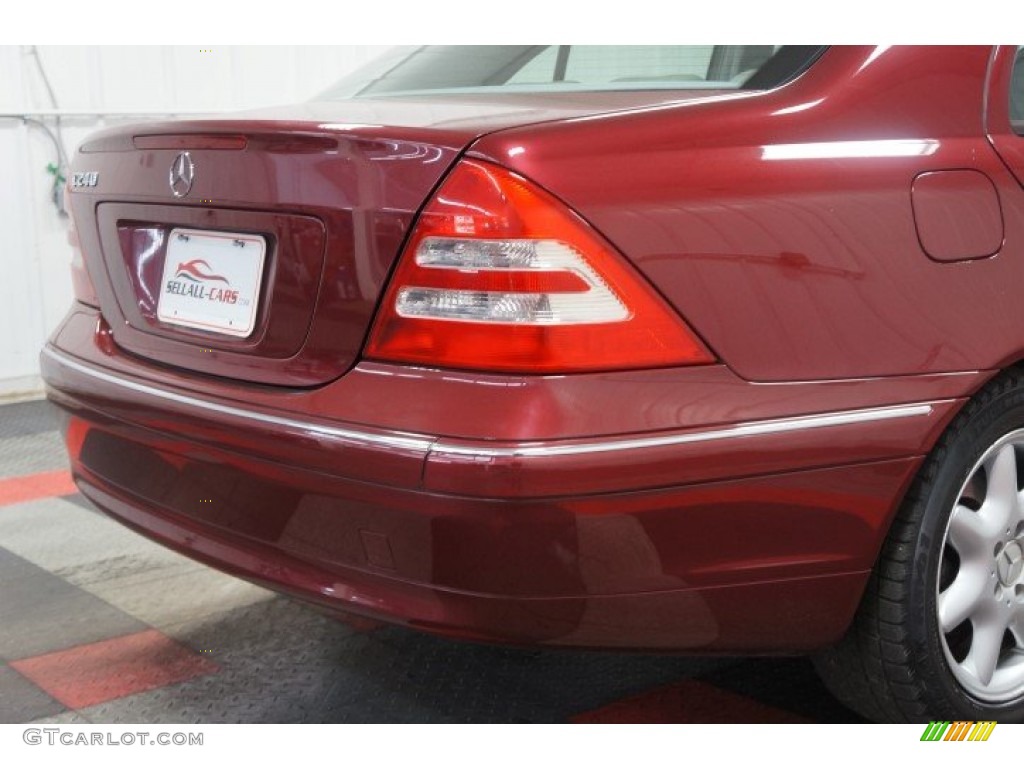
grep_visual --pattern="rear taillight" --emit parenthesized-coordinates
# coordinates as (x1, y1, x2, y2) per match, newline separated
(65, 185, 99, 308)
(365, 160, 712, 373)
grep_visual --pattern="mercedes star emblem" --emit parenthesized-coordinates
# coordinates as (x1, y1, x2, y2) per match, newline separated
(169, 152, 195, 198)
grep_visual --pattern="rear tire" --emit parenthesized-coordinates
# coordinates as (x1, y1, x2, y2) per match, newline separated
(815, 370, 1024, 722)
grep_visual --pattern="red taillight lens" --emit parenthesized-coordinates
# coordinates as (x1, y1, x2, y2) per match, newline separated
(65, 185, 99, 308)
(365, 160, 713, 373)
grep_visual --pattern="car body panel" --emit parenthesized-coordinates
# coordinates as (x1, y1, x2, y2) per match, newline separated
(68, 93, 744, 386)
(910, 169, 1004, 263)
(41, 45, 1024, 651)
(44, 324, 921, 650)
(69, 123, 464, 386)
(43, 305, 959, 649)
(48, 307, 984, 449)
(471, 46, 1024, 382)
(71, 477, 874, 651)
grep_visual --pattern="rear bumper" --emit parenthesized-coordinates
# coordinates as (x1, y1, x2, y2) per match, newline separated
(40, 308, 974, 651)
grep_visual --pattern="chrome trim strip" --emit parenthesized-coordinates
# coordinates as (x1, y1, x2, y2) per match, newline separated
(44, 346, 945, 462)
(432, 402, 942, 459)
(41, 347, 435, 454)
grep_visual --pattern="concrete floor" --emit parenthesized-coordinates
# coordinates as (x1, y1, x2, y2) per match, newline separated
(0, 399, 862, 723)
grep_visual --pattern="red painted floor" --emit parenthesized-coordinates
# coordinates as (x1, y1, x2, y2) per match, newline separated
(0, 469, 76, 507)
(12, 630, 219, 710)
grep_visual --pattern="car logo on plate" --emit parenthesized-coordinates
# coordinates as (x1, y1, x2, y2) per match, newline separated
(174, 259, 230, 285)
(169, 152, 195, 198)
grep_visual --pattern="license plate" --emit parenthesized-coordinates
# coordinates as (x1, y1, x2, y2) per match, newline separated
(157, 228, 266, 338)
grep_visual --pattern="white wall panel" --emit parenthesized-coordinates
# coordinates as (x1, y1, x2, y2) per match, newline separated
(0, 45, 389, 398)
(0, 47, 45, 398)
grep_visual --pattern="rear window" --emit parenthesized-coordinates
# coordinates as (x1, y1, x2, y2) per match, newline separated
(320, 46, 826, 99)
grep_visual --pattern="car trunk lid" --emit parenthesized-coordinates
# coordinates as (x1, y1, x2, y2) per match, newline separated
(67, 93, 721, 386)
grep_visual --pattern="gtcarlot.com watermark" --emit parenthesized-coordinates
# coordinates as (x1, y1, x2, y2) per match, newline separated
(23, 728, 203, 746)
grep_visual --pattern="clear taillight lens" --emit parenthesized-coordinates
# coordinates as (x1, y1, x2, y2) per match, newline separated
(365, 159, 713, 373)
(396, 238, 628, 325)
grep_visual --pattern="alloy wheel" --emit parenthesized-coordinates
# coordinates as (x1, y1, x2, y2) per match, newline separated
(938, 431, 1024, 703)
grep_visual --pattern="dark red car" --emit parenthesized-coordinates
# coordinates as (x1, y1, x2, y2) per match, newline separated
(42, 45, 1024, 722)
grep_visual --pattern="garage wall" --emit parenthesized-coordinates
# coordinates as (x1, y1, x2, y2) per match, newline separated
(0, 45, 391, 399)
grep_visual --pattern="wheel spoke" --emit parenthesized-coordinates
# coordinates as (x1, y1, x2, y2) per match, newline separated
(948, 504, 989, 560)
(968, 611, 1008, 687)
(980, 444, 1020, 535)
(939, 565, 989, 633)
(1010, 603, 1024, 647)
